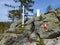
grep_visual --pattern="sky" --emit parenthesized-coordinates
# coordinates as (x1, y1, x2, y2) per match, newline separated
(0, 0, 60, 22)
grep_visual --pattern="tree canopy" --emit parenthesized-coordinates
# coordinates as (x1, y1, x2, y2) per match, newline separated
(5, 0, 34, 22)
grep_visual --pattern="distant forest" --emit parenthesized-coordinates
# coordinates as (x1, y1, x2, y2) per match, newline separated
(0, 22, 12, 33)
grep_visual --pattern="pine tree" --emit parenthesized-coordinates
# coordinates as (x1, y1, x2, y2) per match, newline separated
(5, 0, 34, 22)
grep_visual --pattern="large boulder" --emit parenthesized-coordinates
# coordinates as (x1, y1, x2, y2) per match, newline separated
(1, 9, 60, 45)
(25, 10, 60, 38)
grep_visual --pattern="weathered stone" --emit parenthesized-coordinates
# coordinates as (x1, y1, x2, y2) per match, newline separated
(1, 9, 60, 45)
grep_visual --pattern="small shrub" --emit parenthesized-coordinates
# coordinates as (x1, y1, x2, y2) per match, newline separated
(38, 38, 45, 45)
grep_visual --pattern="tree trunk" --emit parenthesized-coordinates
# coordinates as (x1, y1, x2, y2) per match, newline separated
(12, 15, 14, 22)
(19, 2, 23, 19)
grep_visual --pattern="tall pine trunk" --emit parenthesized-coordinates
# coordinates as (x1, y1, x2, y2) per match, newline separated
(19, 2, 23, 19)
(12, 15, 14, 22)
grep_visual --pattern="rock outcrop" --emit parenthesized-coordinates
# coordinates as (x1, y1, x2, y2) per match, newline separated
(24, 10, 60, 39)
(0, 9, 60, 45)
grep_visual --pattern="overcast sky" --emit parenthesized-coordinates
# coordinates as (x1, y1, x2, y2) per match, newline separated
(0, 0, 60, 22)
